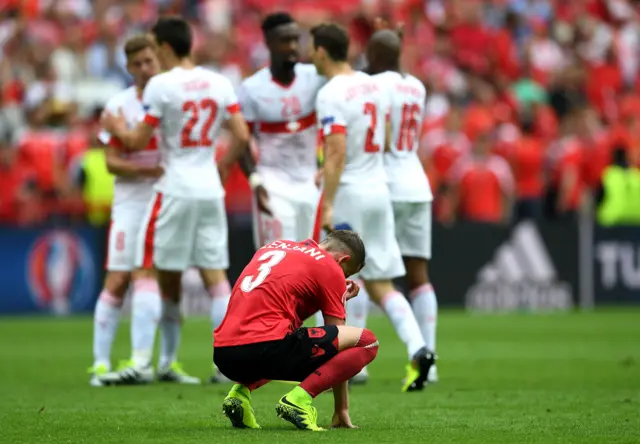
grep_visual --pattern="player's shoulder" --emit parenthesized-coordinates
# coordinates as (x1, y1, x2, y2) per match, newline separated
(143, 71, 173, 95)
(105, 86, 137, 109)
(372, 70, 399, 82)
(150, 70, 174, 84)
(241, 67, 271, 92)
(318, 73, 351, 97)
(402, 73, 426, 95)
(196, 66, 231, 81)
(294, 63, 322, 79)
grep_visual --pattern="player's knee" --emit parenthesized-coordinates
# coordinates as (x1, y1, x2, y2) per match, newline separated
(404, 257, 429, 290)
(132, 267, 155, 281)
(354, 328, 379, 363)
(104, 272, 131, 298)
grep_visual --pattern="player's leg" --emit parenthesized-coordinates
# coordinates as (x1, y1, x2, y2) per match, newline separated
(325, 189, 372, 383)
(344, 280, 370, 384)
(196, 197, 234, 383)
(90, 212, 136, 386)
(154, 267, 200, 383)
(150, 196, 201, 384)
(304, 195, 330, 327)
(216, 325, 378, 431)
(201, 267, 233, 383)
(90, 270, 129, 385)
(276, 326, 379, 431)
(127, 266, 160, 383)
(361, 197, 433, 391)
(398, 201, 438, 382)
(98, 193, 167, 386)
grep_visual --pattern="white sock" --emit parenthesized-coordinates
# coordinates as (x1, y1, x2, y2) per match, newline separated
(130, 278, 161, 368)
(92, 290, 122, 369)
(346, 279, 369, 328)
(159, 299, 181, 369)
(380, 291, 426, 359)
(410, 283, 438, 352)
(314, 311, 324, 326)
(208, 280, 231, 335)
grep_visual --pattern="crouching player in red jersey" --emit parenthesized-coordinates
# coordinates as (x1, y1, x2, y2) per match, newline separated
(213, 230, 378, 431)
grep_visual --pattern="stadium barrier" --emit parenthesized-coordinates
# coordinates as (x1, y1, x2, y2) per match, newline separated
(423, 219, 579, 312)
(592, 226, 640, 305)
(0, 225, 106, 315)
(1, 216, 635, 315)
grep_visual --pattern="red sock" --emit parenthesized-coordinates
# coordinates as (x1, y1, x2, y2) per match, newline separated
(246, 379, 270, 392)
(300, 328, 378, 398)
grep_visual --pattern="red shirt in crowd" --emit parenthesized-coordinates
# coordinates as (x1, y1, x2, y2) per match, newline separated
(450, 22, 491, 74)
(450, 154, 515, 223)
(0, 159, 36, 223)
(549, 137, 585, 210)
(492, 29, 520, 80)
(16, 130, 66, 194)
(214, 239, 347, 347)
(587, 62, 623, 117)
(509, 136, 546, 199)
(424, 127, 471, 189)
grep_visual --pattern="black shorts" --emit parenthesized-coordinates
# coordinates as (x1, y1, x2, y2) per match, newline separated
(214, 326, 339, 384)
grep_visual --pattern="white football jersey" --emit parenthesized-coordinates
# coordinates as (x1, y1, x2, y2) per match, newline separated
(374, 71, 432, 202)
(98, 86, 160, 205)
(316, 71, 388, 186)
(239, 64, 325, 188)
(142, 66, 240, 199)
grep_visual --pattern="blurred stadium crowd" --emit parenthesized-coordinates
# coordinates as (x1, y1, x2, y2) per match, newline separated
(1, 0, 640, 226)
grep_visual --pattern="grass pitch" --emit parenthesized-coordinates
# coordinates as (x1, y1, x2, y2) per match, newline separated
(0, 310, 638, 443)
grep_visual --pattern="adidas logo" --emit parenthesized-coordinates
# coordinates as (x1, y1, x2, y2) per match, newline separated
(465, 221, 574, 311)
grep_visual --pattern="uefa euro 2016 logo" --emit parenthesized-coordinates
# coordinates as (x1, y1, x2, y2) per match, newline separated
(27, 230, 96, 315)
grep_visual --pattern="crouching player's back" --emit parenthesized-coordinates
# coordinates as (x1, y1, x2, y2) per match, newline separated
(214, 230, 378, 431)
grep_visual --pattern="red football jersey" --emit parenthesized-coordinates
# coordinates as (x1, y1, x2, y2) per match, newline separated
(214, 239, 347, 347)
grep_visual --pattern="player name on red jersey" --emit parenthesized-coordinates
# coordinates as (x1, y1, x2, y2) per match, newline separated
(263, 240, 326, 261)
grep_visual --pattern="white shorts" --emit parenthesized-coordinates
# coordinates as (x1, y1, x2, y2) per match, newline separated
(329, 184, 405, 280)
(106, 201, 147, 271)
(136, 192, 229, 271)
(252, 184, 319, 248)
(392, 201, 432, 260)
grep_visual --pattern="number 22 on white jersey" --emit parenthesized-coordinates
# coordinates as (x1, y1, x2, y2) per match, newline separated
(240, 250, 287, 292)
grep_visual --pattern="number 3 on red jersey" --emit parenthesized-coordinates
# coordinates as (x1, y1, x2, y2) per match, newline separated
(181, 99, 218, 148)
(240, 250, 287, 292)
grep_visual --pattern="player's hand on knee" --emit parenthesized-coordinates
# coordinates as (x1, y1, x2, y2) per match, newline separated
(255, 185, 272, 216)
(345, 279, 360, 301)
(331, 410, 358, 429)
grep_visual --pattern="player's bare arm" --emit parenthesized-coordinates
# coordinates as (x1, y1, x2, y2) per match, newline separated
(218, 114, 272, 216)
(322, 133, 347, 231)
(219, 112, 251, 168)
(104, 146, 164, 179)
(101, 110, 155, 152)
(384, 119, 392, 153)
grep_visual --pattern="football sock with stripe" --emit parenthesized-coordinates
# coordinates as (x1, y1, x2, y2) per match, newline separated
(299, 328, 378, 397)
(131, 278, 161, 368)
(159, 299, 182, 369)
(409, 283, 437, 352)
(381, 290, 426, 359)
(92, 290, 122, 370)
